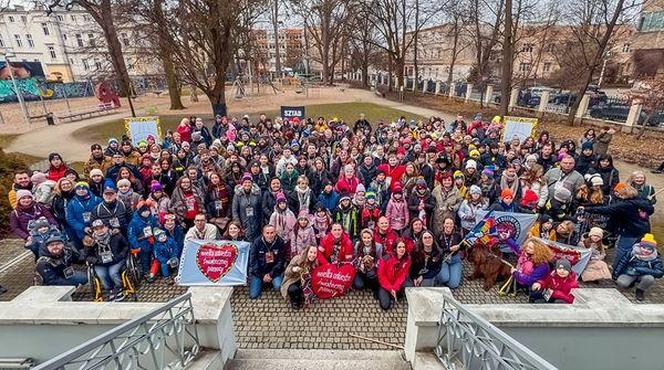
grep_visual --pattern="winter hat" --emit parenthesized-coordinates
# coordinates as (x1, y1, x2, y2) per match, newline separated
(153, 228, 166, 238)
(555, 259, 572, 273)
(553, 187, 572, 203)
(393, 183, 403, 194)
(31, 217, 50, 231)
(356, 184, 366, 193)
(416, 178, 427, 189)
(641, 233, 657, 249)
(588, 227, 604, 239)
(16, 189, 33, 200)
(469, 149, 480, 158)
(137, 140, 148, 148)
(482, 168, 494, 178)
(102, 179, 117, 194)
(241, 172, 253, 183)
(276, 192, 287, 204)
(117, 179, 131, 188)
(48, 152, 62, 162)
(465, 159, 477, 170)
(525, 153, 538, 163)
(75, 181, 90, 190)
(581, 141, 593, 151)
(500, 188, 514, 200)
(31, 172, 47, 186)
(108, 138, 119, 145)
(290, 139, 300, 148)
(136, 200, 151, 213)
(590, 175, 604, 187)
(339, 194, 352, 203)
(150, 180, 163, 193)
(469, 185, 482, 195)
(226, 144, 236, 152)
(89, 169, 104, 178)
(344, 164, 354, 174)
(453, 170, 465, 179)
(45, 234, 64, 245)
(520, 189, 539, 207)
(366, 190, 376, 201)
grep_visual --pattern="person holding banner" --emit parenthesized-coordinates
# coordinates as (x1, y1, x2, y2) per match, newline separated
(317, 224, 354, 265)
(376, 239, 411, 310)
(281, 246, 321, 309)
(510, 238, 554, 289)
(249, 225, 286, 299)
(185, 213, 219, 241)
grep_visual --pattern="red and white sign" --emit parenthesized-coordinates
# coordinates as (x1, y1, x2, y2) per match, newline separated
(311, 263, 356, 299)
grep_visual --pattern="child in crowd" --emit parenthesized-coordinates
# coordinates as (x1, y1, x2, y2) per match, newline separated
(578, 227, 611, 282)
(25, 217, 61, 259)
(613, 234, 664, 301)
(511, 238, 554, 289)
(385, 184, 409, 235)
(151, 228, 181, 284)
(530, 259, 578, 304)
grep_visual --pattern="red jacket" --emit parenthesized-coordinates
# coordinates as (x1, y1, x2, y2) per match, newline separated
(317, 232, 354, 265)
(177, 124, 192, 143)
(377, 163, 405, 191)
(377, 254, 411, 292)
(335, 176, 360, 195)
(537, 271, 579, 303)
(374, 227, 399, 255)
(47, 165, 68, 182)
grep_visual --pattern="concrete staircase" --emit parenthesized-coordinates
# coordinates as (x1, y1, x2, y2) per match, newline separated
(224, 349, 412, 370)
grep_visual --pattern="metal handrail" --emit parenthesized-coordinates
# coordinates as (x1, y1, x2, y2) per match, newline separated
(34, 293, 200, 370)
(435, 294, 557, 370)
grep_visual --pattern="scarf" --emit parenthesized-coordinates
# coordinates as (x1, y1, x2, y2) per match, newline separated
(295, 186, 311, 210)
(500, 173, 519, 195)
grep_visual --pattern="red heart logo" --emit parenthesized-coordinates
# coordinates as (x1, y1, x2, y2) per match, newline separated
(196, 243, 239, 283)
(311, 262, 356, 299)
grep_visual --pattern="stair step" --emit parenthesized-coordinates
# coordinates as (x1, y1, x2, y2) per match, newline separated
(226, 358, 411, 370)
(226, 349, 410, 370)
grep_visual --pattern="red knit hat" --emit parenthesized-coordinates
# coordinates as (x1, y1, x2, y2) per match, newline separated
(500, 188, 514, 200)
(520, 189, 539, 207)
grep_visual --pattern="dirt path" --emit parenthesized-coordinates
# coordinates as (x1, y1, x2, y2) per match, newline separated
(6, 87, 453, 162)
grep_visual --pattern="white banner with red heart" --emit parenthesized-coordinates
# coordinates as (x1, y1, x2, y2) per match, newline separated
(176, 239, 250, 286)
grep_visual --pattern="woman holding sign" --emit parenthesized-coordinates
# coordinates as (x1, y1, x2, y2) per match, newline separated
(317, 223, 354, 265)
(281, 246, 320, 309)
(376, 239, 411, 310)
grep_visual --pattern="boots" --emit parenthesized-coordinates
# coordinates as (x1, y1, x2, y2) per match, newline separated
(635, 288, 645, 302)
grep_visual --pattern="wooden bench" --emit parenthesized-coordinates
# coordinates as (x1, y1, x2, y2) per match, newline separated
(56, 102, 119, 122)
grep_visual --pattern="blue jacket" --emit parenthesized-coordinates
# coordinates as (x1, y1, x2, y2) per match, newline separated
(154, 236, 181, 263)
(249, 235, 286, 278)
(165, 225, 185, 253)
(65, 194, 101, 240)
(318, 191, 340, 212)
(127, 213, 159, 251)
(613, 249, 664, 279)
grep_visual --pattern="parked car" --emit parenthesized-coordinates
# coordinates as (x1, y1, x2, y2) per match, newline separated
(589, 103, 664, 126)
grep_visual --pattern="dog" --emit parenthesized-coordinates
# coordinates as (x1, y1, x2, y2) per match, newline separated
(467, 245, 512, 291)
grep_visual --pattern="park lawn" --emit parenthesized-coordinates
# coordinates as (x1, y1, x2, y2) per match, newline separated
(71, 102, 425, 143)
(0, 134, 19, 149)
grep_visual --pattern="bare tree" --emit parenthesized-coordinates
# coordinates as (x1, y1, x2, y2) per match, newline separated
(271, 0, 282, 80)
(465, 0, 503, 91)
(626, 75, 664, 139)
(563, 0, 641, 124)
(291, 0, 352, 84)
(346, 3, 380, 87)
(44, 0, 137, 116)
(149, 0, 265, 116)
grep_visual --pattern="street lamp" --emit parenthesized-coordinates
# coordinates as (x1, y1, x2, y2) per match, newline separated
(1, 48, 30, 125)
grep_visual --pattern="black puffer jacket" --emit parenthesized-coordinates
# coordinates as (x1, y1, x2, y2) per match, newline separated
(584, 197, 655, 238)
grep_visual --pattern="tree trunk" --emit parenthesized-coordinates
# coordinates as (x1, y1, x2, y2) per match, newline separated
(447, 19, 460, 89)
(567, 0, 626, 125)
(208, 85, 227, 117)
(272, 0, 281, 81)
(98, 0, 136, 117)
(413, 0, 419, 86)
(162, 54, 184, 110)
(500, 0, 513, 116)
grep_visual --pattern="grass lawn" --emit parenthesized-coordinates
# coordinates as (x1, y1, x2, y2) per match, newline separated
(0, 134, 19, 149)
(71, 102, 425, 143)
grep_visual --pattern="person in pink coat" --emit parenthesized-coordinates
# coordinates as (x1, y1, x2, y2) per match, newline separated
(385, 183, 409, 234)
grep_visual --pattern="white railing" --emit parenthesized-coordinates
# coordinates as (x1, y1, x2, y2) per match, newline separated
(33, 293, 200, 370)
(435, 295, 557, 370)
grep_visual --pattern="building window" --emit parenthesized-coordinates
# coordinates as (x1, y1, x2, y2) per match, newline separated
(57, 15, 64, 21)
(88, 33, 95, 47)
(8, 16, 15, 22)
(21, 15, 27, 23)
(622, 43, 631, 53)
(94, 59, 102, 70)
(0, 36, 4, 48)
(42, 23, 50, 36)
(126, 58, 133, 70)
(545, 43, 555, 53)
(83, 15, 90, 21)
(121, 33, 130, 47)
(518, 62, 531, 72)
(26, 34, 34, 48)
(76, 34, 84, 47)
(48, 46, 57, 59)
(71, 15, 76, 21)
(543, 62, 551, 72)
(63, 34, 68, 40)
(521, 43, 533, 53)
(639, 11, 664, 32)
(14, 34, 22, 48)
(83, 59, 90, 70)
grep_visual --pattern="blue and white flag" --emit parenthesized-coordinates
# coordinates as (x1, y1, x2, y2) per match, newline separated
(176, 239, 250, 286)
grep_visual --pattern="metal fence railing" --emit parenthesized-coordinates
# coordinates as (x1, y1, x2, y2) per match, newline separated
(435, 294, 557, 370)
(33, 293, 200, 370)
(585, 95, 631, 124)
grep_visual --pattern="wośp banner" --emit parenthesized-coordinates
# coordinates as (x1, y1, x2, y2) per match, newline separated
(311, 262, 356, 299)
(176, 239, 250, 286)
(281, 106, 305, 121)
(533, 237, 591, 278)
(464, 211, 538, 253)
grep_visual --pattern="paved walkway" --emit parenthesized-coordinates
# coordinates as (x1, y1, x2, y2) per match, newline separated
(5, 87, 454, 162)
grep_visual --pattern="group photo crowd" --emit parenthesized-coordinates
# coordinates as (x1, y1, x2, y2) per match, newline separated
(5, 111, 662, 308)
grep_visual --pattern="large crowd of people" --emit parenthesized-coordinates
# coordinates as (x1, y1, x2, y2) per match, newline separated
(4, 113, 662, 306)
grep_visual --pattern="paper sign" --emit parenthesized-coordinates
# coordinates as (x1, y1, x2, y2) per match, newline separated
(502, 116, 537, 143)
(124, 116, 162, 145)
(177, 239, 250, 286)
